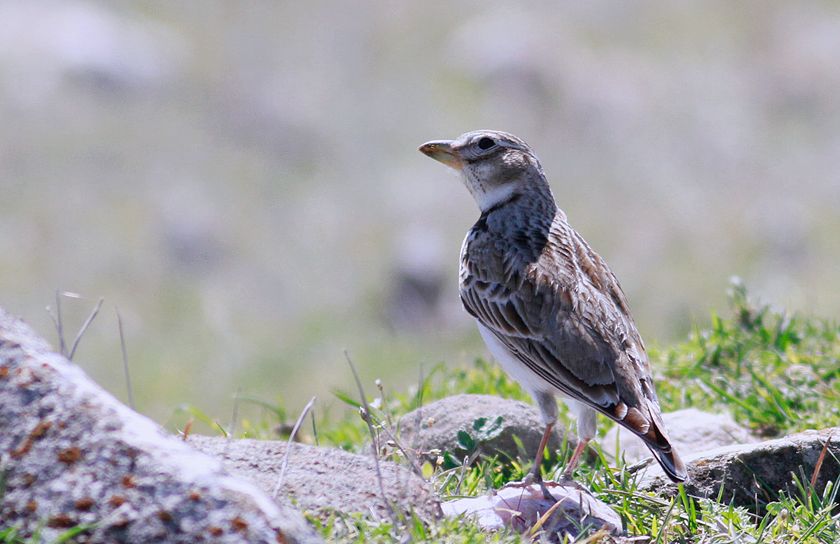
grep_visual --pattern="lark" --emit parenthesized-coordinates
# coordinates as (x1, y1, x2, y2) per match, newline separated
(419, 130, 687, 485)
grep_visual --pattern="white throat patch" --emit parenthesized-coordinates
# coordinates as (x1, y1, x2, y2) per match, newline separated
(464, 176, 518, 212)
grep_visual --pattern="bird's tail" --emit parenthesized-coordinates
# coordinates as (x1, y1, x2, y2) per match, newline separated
(646, 442, 687, 483)
(636, 402, 688, 483)
(608, 399, 689, 482)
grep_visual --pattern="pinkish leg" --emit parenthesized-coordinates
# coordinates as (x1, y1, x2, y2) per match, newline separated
(523, 422, 558, 502)
(562, 438, 590, 479)
(529, 421, 555, 482)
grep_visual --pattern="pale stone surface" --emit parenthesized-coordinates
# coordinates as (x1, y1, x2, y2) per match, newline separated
(188, 435, 441, 523)
(397, 394, 572, 463)
(442, 479, 621, 539)
(602, 408, 757, 464)
(639, 427, 840, 506)
(0, 309, 320, 544)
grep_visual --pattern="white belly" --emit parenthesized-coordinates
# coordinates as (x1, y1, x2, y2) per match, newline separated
(476, 322, 556, 397)
(476, 321, 597, 439)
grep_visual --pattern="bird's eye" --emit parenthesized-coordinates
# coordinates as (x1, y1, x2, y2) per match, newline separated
(477, 137, 496, 150)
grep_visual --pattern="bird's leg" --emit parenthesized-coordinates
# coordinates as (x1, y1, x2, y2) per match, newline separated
(562, 401, 596, 480)
(524, 421, 555, 502)
(562, 437, 590, 479)
(529, 421, 554, 481)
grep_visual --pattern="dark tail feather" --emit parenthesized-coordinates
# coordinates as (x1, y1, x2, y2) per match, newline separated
(638, 402, 688, 483)
(647, 443, 688, 483)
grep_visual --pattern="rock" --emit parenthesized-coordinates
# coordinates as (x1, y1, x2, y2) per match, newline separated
(398, 394, 573, 464)
(639, 427, 840, 508)
(0, 309, 320, 544)
(442, 480, 622, 539)
(188, 435, 441, 523)
(601, 408, 757, 464)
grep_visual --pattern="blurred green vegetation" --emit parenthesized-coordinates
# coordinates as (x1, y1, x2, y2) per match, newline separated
(654, 279, 840, 437)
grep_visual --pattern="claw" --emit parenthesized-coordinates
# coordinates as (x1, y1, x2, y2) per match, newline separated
(538, 479, 556, 503)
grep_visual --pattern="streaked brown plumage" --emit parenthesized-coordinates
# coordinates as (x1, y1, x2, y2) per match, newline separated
(419, 130, 687, 483)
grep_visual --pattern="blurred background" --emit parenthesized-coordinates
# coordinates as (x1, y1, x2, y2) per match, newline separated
(1, 1, 838, 427)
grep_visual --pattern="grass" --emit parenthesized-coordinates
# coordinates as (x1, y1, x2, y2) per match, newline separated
(10, 283, 833, 542)
(167, 282, 840, 542)
(0, 520, 93, 544)
(652, 279, 840, 437)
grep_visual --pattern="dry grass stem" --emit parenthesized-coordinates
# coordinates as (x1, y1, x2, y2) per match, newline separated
(115, 307, 135, 410)
(68, 297, 104, 361)
(272, 395, 316, 499)
(344, 350, 400, 528)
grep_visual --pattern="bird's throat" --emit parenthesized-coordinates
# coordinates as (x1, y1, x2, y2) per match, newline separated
(470, 183, 520, 213)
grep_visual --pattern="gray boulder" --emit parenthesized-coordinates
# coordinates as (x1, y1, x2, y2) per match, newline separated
(601, 408, 757, 463)
(397, 394, 573, 464)
(640, 427, 840, 507)
(0, 309, 320, 544)
(189, 436, 441, 523)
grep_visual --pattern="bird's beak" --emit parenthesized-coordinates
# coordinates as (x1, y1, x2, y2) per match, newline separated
(418, 140, 463, 170)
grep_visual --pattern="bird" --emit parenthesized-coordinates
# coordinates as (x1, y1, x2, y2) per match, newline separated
(418, 130, 687, 486)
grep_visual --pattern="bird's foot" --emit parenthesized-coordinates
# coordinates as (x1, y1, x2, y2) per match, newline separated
(554, 471, 588, 493)
(519, 470, 556, 503)
(537, 479, 556, 503)
(521, 470, 537, 486)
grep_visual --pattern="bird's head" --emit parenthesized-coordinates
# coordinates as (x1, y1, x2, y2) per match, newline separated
(419, 130, 548, 212)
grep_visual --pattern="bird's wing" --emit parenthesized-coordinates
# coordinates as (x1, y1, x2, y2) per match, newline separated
(460, 221, 672, 451)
